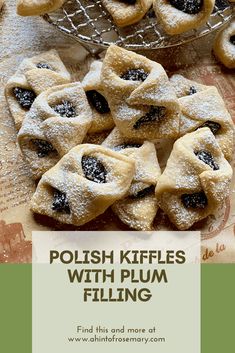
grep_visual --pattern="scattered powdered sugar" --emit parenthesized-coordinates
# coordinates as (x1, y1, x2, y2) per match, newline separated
(2, 36, 234, 231)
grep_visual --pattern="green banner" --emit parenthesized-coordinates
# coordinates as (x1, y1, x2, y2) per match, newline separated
(0, 264, 234, 353)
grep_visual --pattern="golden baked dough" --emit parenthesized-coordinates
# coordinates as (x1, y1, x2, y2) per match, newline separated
(213, 20, 235, 69)
(5, 50, 71, 130)
(155, 128, 233, 230)
(178, 87, 234, 161)
(170, 74, 209, 98)
(5, 74, 34, 131)
(101, 0, 152, 27)
(103, 128, 161, 230)
(153, 0, 215, 35)
(17, 0, 65, 16)
(82, 61, 114, 134)
(18, 82, 92, 179)
(31, 144, 135, 226)
(0, 0, 4, 11)
(101, 45, 180, 140)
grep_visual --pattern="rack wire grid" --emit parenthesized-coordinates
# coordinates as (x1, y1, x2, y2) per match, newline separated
(43, 0, 234, 51)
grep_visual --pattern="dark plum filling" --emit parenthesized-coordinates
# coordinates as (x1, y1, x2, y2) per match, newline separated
(189, 86, 197, 95)
(114, 143, 142, 151)
(36, 63, 53, 70)
(119, 0, 136, 4)
(82, 156, 107, 183)
(52, 100, 76, 118)
(230, 35, 235, 45)
(133, 106, 166, 129)
(195, 150, 219, 170)
(130, 185, 155, 199)
(181, 192, 208, 209)
(32, 139, 56, 158)
(199, 121, 221, 135)
(120, 68, 149, 82)
(169, 0, 203, 14)
(52, 189, 70, 214)
(13, 87, 36, 110)
(86, 90, 110, 114)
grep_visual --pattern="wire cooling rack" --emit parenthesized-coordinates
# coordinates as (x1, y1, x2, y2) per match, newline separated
(43, 0, 234, 51)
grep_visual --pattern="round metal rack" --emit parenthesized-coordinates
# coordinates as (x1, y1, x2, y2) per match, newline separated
(43, 0, 234, 51)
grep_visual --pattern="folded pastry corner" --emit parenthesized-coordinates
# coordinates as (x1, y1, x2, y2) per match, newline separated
(153, 0, 215, 35)
(31, 144, 136, 226)
(103, 128, 161, 230)
(5, 49, 71, 130)
(170, 74, 209, 98)
(18, 82, 92, 179)
(213, 20, 235, 69)
(101, 45, 180, 141)
(82, 60, 114, 134)
(17, 0, 65, 16)
(155, 127, 233, 230)
(101, 0, 152, 27)
(178, 86, 234, 161)
(5, 74, 35, 131)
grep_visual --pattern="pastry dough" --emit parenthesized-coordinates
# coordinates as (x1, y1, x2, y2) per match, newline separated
(101, 45, 180, 140)
(21, 49, 71, 94)
(82, 61, 114, 134)
(213, 20, 235, 69)
(170, 74, 209, 98)
(5, 75, 36, 131)
(31, 144, 135, 226)
(155, 127, 233, 230)
(178, 86, 234, 161)
(17, 0, 65, 16)
(103, 128, 161, 230)
(18, 82, 92, 179)
(5, 50, 71, 130)
(101, 0, 152, 27)
(153, 0, 215, 35)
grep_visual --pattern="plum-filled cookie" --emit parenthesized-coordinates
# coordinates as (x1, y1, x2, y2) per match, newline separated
(170, 74, 209, 98)
(82, 61, 114, 134)
(18, 82, 92, 179)
(17, 0, 65, 16)
(101, 45, 180, 140)
(178, 87, 234, 161)
(5, 50, 71, 130)
(31, 144, 135, 226)
(213, 20, 235, 69)
(155, 128, 233, 230)
(153, 0, 215, 35)
(101, 0, 152, 27)
(103, 128, 161, 230)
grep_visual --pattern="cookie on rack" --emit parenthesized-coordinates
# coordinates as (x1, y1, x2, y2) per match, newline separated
(82, 61, 114, 134)
(155, 128, 233, 230)
(178, 86, 234, 161)
(213, 20, 235, 69)
(103, 128, 161, 230)
(17, 0, 65, 16)
(101, 0, 152, 27)
(101, 45, 180, 140)
(31, 144, 135, 226)
(18, 82, 92, 179)
(5, 50, 71, 130)
(153, 0, 215, 35)
(170, 74, 209, 98)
